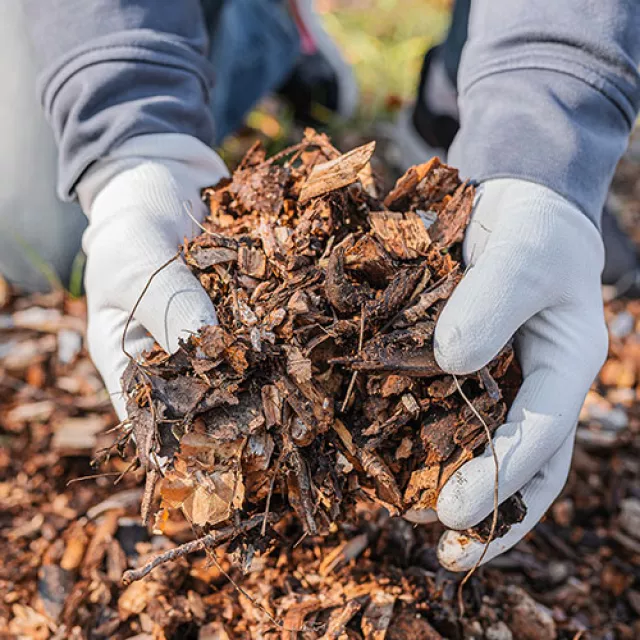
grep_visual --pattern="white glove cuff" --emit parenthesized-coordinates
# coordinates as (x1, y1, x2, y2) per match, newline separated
(76, 133, 229, 218)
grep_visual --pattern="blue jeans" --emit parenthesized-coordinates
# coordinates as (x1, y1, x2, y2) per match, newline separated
(208, 0, 301, 143)
(440, 0, 470, 88)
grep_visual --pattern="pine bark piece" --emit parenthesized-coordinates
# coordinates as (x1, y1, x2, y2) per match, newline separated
(421, 411, 460, 462)
(333, 322, 443, 377)
(237, 245, 267, 279)
(344, 235, 396, 286)
(365, 265, 426, 325)
(404, 464, 441, 509)
(387, 614, 444, 640)
(325, 245, 369, 315)
(299, 141, 376, 203)
(230, 163, 289, 215)
(368, 211, 432, 260)
(358, 449, 403, 508)
(429, 182, 475, 248)
(394, 269, 461, 328)
(361, 592, 396, 640)
(383, 157, 439, 209)
(466, 492, 527, 542)
(185, 246, 238, 270)
(287, 446, 318, 535)
(323, 599, 363, 639)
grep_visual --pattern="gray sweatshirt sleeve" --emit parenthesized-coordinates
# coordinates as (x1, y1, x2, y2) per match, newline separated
(23, 0, 216, 201)
(448, 0, 640, 227)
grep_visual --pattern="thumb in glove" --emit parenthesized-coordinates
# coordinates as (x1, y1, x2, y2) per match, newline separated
(77, 134, 229, 418)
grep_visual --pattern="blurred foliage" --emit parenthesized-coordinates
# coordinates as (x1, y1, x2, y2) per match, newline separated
(220, 0, 452, 161)
(319, 0, 451, 119)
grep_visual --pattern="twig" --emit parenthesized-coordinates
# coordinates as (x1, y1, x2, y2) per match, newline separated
(121, 251, 181, 361)
(66, 471, 123, 486)
(293, 531, 309, 549)
(122, 512, 279, 585)
(453, 374, 499, 618)
(140, 468, 159, 526)
(113, 458, 139, 486)
(340, 304, 366, 413)
(262, 451, 285, 536)
(182, 201, 215, 235)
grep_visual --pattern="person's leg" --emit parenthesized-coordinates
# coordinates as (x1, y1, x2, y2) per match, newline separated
(206, 0, 358, 142)
(207, 0, 302, 144)
(387, 1, 470, 170)
(438, 0, 471, 88)
(0, 1, 86, 293)
(276, 0, 358, 125)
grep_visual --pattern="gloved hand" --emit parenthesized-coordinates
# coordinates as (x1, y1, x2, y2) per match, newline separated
(408, 179, 608, 571)
(77, 134, 229, 419)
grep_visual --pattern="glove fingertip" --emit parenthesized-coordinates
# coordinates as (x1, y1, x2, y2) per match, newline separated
(434, 303, 496, 375)
(404, 507, 438, 525)
(437, 530, 485, 572)
(436, 468, 489, 531)
(137, 261, 218, 354)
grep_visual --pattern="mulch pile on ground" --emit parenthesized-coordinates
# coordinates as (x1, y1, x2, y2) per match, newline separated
(121, 130, 523, 570)
(1, 131, 640, 639)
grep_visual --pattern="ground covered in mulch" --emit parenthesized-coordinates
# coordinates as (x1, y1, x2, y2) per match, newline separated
(1, 135, 640, 639)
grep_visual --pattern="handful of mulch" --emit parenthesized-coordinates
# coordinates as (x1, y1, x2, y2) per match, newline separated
(119, 130, 523, 581)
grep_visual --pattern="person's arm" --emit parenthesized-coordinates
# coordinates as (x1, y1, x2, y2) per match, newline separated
(449, 0, 640, 227)
(22, 1, 226, 417)
(23, 0, 216, 200)
(423, 0, 640, 570)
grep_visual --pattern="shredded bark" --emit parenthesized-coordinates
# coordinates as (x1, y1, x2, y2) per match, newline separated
(119, 132, 523, 571)
(1, 128, 638, 639)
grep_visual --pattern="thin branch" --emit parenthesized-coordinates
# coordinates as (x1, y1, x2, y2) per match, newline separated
(66, 471, 123, 486)
(262, 451, 285, 536)
(122, 512, 280, 585)
(182, 201, 215, 235)
(121, 251, 181, 361)
(340, 304, 366, 413)
(453, 374, 499, 618)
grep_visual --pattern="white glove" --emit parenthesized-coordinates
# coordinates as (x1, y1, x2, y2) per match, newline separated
(430, 179, 608, 571)
(77, 134, 229, 419)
